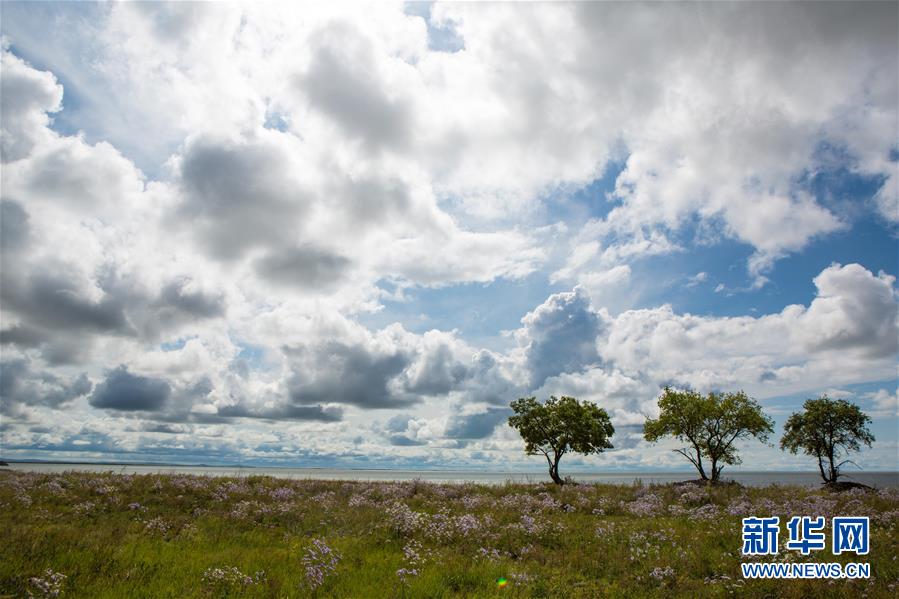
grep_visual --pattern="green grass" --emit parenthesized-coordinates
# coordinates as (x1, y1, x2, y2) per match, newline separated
(1, 471, 897, 597)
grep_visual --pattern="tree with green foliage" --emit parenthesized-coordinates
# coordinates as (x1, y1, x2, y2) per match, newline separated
(780, 396, 875, 484)
(508, 395, 614, 485)
(643, 387, 774, 482)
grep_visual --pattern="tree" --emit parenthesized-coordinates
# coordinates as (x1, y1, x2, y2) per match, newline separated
(780, 396, 875, 484)
(643, 387, 774, 482)
(508, 395, 614, 485)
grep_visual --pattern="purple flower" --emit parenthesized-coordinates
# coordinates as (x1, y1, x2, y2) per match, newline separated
(27, 569, 66, 598)
(302, 538, 341, 590)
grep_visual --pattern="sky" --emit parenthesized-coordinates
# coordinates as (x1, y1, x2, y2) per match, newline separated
(0, 1, 896, 473)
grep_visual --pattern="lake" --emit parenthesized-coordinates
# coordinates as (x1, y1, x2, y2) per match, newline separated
(3, 462, 898, 487)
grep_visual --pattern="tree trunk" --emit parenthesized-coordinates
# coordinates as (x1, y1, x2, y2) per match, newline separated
(695, 446, 708, 481)
(549, 461, 563, 485)
(828, 449, 838, 483)
(544, 452, 564, 485)
(816, 454, 829, 483)
(710, 457, 719, 482)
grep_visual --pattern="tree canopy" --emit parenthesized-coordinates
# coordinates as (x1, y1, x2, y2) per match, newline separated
(508, 396, 614, 485)
(780, 395, 875, 484)
(643, 388, 774, 482)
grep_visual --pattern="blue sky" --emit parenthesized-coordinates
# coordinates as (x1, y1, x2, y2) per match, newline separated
(0, 1, 896, 474)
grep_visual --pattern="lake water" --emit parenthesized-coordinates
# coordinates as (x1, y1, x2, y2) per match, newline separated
(3, 463, 898, 487)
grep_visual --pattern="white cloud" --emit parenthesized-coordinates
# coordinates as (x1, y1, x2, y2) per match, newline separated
(861, 388, 898, 418)
(0, 45, 62, 162)
(685, 272, 708, 288)
(1, 3, 896, 471)
(598, 263, 897, 402)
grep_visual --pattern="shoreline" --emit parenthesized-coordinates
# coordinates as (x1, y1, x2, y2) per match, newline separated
(3, 463, 897, 488)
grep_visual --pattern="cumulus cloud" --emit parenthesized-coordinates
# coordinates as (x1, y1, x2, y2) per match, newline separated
(298, 22, 414, 153)
(0, 46, 62, 162)
(285, 340, 412, 409)
(0, 3, 895, 470)
(685, 272, 708, 288)
(861, 388, 898, 418)
(517, 287, 604, 388)
(217, 402, 343, 423)
(797, 264, 897, 358)
(156, 279, 225, 320)
(174, 133, 310, 261)
(0, 199, 29, 251)
(444, 407, 511, 440)
(0, 358, 91, 416)
(598, 263, 897, 399)
(254, 245, 351, 291)
(1, 267, 134, 337)
(90, 366, 171, 411)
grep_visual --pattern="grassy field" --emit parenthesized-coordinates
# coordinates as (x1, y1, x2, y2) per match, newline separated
(1, 470, 897, 598)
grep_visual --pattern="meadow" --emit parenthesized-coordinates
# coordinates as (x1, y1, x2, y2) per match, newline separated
(1, 470, 897, 598)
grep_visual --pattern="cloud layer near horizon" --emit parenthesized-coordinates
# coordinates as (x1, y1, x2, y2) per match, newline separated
(1, 1, 896, 471)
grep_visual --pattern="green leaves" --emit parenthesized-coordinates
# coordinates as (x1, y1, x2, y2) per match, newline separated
(508, 396, 615, 484)
(643, 387, 774, 481)
(780, 395, 874, 483)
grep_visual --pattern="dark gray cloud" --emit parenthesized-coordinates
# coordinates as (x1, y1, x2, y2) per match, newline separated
(1, 269, 134, 335)
(0, 200, 30, 251)
(0, 323, 46, 348)
(0, 359, 28, 408)
(610, 424, 644, 450)
(0, 266, 225, 362)
(90, 366, 171, 411)
(758, 371, 777, 383)
(157, 280, 225, 319)
(389, 434, 425, 446)
(403, 342, 470, 396)
(139, 422, 193, 434)
(521, 288, 603, 388)
(444, 407, 511, 439)
(381, 414, 427, 446)
(385, 414, 413, 433)
(335, 174, 415, 227)
(286, 341, 414, 408)
(0, 358, 92, 416)
(301, 24, 412, 152)
(217, 403, 343, 422)
(254, 245, 351, 290)
(464, 350, 522, 406)
(177, 136, 306, 260)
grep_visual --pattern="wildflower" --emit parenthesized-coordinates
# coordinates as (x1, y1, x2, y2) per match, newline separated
(386, 502, 425, 536)
(625, 493, 663, 517)
(689, 503, 721, 521)
(302, 538, 341, 590)
(348, 494, 373, 508)
(476, 547, 504, 562)
(27, 569, 66, 598)
(455, 514, 480, 537)
(460, 494, 487, 510)
(144, 517, 171, 535)
(519, 514, 542, 535)
(395, 568, 419, 584)
(42, 481, 66, 496)
(649, 566, 675, 581)
(202, 566, 266, 589)
(269, 487, 295, 501)
(72, 501, 96, 516)
(511, 572, 535, 585)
